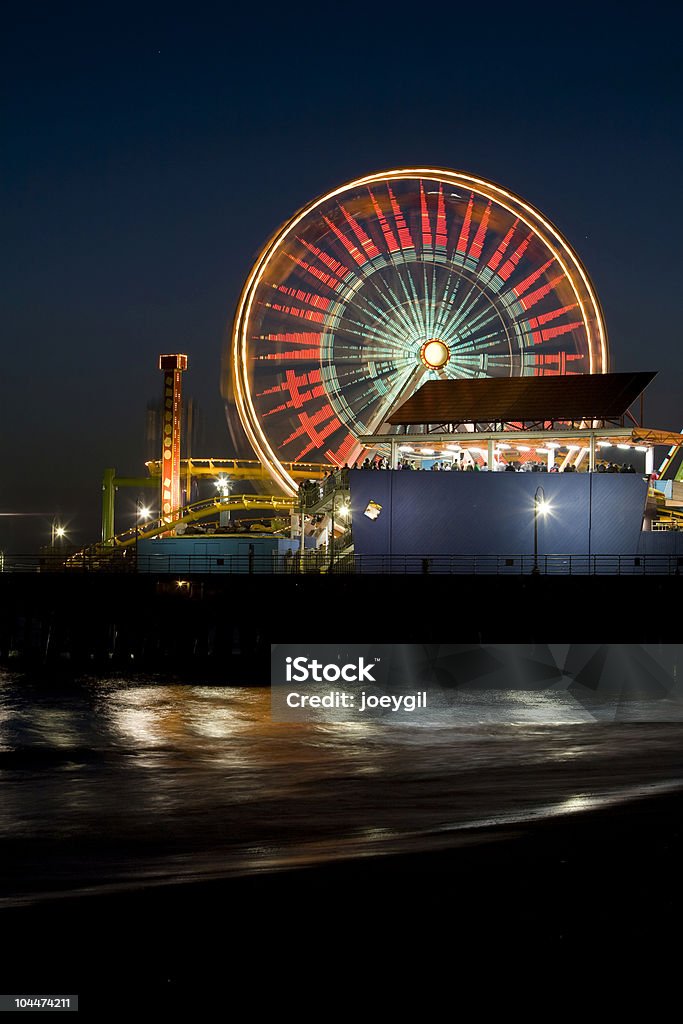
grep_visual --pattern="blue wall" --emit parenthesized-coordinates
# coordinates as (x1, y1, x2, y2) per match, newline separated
(637, 531, 683, 555)
(350, 471, 649, 557)
(137, 535, 299, 573)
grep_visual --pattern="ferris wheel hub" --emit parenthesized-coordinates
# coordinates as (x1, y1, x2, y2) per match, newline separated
(420, 338, 451, 369)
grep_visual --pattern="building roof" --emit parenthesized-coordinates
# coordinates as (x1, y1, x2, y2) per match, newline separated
(386, 372, 656, 426)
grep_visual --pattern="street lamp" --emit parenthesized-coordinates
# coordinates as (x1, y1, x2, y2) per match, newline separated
(298, 483, 306, 574)
(215, 475, 232, 529)
(135, 499, 151, 545)
(51, 520, 66, 550)
(532, 486, 552, 574)
(329, 482, 336, 572)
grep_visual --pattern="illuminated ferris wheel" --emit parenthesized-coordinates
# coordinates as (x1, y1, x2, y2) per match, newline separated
(228, 168, 608, 494)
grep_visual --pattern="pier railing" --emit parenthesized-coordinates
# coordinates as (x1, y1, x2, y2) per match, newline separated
(1, 552, 681, 576)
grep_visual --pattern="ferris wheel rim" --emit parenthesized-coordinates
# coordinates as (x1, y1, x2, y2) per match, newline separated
(230, 168, 608, 496)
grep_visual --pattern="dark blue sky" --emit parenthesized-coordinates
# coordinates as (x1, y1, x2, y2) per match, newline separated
(2, 3, 682, 550)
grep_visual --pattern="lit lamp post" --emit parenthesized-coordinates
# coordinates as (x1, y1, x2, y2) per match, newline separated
(298, 484, 306, 574)
(135, 500, 151, 544)
(328, 487, 351, 572)
(329, 483, 336, 572)
(51, 521, 66, 551)
(215, 475, 231, 529)
(532, 486, 552, 575)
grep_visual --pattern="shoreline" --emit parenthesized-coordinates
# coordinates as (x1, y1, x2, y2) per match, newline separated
(3, 784, 682, 1003)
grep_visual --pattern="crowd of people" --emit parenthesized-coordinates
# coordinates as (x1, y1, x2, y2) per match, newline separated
(305, 457, 639, 476)
(298, 457, 642, 507)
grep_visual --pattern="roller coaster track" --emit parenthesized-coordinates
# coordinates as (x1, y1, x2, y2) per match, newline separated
(79, 493, 296, 556)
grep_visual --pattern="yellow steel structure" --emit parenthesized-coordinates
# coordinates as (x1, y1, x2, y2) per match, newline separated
(102, 460, 325, 544)
(97, 493, 296, 551)
(101, 468, 158, 543)
(145, 457, 331, 483)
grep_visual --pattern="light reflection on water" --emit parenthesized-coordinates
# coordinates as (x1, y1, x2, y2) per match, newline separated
(1, 673, 683, 906)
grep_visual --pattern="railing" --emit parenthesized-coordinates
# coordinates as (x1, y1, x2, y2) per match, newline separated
(325, 553, 683, 576)
(1, 553, 681, 576)
(299, 471, 349, 508)
(299, 467, 660, 510)
(144, 458, 333, 478)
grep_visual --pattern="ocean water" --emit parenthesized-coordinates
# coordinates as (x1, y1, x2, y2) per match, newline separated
(1, 674, 683, 908)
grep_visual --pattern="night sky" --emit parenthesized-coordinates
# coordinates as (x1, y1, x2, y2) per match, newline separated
(2, 3, 682, 552)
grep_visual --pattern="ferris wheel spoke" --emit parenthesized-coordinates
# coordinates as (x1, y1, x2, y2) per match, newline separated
(448, 309, 506, 353)
(429, 263, 441, 337)
(440, 290, 494, 346)
(363, 364, 429, 434)
(422, 266, 435, 338)
(367, 185, 426, 283)
(364, 283, 424, 343)
(327, 363, 417, 434)
(460, 311, 504, 343)
(510, 299, 585, 345)
(403, 265, 429, 336)
(437, 250, 504, 339)
(379, 268, 428, 340)
(505, 257, 556, 305)
(467, 199, 492, 263)
(446, 361, 490, 380)
(355, 319, 417, 361)
(443, 281, 501, 340)
(335, 310, 408, 350)
(432, 267, 466, 340)
(354, 260, 428, 341)
(331, 295, 413, 349)
(334, 363, 419, 423)
(335, 273, 417, 340)
(456, 327, 510, 355)
(506, 274, 566, 317)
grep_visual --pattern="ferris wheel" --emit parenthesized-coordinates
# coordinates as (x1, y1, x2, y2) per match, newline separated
(228, 168, 608, 494)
